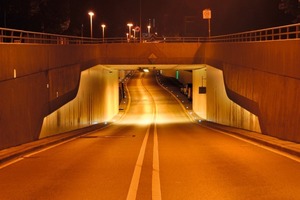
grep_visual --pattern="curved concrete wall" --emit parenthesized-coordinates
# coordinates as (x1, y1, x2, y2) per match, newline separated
(205, 66, 261, 132)
(40, 65, 119, 138)
(0, 44, 107, 149)
(204, 41, 300, 142)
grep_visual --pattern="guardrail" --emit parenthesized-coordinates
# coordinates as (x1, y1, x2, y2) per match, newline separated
(1, 23, 300, 44)
(209, 23, 300, 42)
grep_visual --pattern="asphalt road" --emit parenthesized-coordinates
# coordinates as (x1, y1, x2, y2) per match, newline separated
(1, 71, 300, 200)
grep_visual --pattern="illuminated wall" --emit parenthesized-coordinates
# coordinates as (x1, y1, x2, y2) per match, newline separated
(161, 69, 192, 85)
(193, 68, 207, 119)
(205, 66, 261, 132)
(40, 65, 119, 138)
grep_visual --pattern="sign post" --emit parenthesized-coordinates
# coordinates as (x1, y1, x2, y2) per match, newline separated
(203, 9, 212, 38)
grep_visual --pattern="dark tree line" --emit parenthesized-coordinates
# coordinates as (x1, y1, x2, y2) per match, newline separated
(279, 0, 300, 22)
(0, 0, 70, 34)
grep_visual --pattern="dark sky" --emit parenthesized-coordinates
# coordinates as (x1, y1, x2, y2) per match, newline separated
(69, 0, 291, 37)
(0, 0, 293, 37)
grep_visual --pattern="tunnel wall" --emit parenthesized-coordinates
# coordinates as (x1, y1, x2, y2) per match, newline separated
(205, 66, 261, 132)
(204, 40, 300, 142)
(0, 44, 106, 149)
(160, 69, 192, 85)
(1, 40, 300, 149)
(40, 65, 119, 138)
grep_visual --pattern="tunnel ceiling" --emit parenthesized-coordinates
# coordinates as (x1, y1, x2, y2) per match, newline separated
(103, 64, 206, 71)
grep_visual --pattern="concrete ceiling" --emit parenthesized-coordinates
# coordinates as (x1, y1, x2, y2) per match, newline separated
(102, 64, 207, 71)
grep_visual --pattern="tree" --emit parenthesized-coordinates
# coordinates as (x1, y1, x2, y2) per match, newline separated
(38, 0, 70, 33)
(0, 0, 70, 34)
(278, 0, 300, 22)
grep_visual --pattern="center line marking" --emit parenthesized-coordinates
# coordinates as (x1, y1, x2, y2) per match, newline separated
(126, 125, 150, 200)
(152, 122, 161, 200)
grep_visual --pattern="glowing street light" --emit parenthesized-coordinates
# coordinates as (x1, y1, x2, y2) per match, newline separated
(132, 28, 136, 40)
(127, 23, 133, 41)
(126, 33, 129, 42)
(101, 24, 106, 43)
(88, 11, 94, 38)
(147, 25, 151, 36)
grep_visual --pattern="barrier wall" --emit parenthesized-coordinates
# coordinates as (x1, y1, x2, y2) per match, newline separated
(205, 66, 261, 132)
(0, 44, 104, 149)
(40, 65, 119, 138)
(204, 41, 300, 142)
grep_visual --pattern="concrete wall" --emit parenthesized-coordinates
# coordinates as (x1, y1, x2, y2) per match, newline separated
(1, 40, 300, 149)
(204, 40, 300, 142)
(101, 43, 203, 64)
(161, 69, 192, 85)
(193, 68, 207, 119)
(40, 65, 119, 138)
(0, 44, 105, 149)
(164, 67, 261, 133)
(205, 66, 261, 132)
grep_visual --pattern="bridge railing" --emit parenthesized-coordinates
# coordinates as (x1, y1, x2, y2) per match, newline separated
(1, 23, 300, 44)
(209, 23, 300, 42)
(0, 27, 127, 44)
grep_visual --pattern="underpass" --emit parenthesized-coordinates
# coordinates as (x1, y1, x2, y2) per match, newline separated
(1, 24, 300, 150)
(1, 71, 300, 199)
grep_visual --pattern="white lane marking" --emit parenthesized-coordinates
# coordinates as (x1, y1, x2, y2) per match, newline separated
(204, 125, 300, 163)
(126, 72, 162, 199)
(0, 137, 78, 170)
(126, 125, 150, 200)
(152, 122, 162, 200)
(0, 157, 24, 170)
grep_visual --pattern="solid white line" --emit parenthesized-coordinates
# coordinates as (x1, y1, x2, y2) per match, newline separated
(205, 125, 300, 163)
(0, 136, 79, 170)
(0, 157, 24, 170)
(126, 125, 150, 200)
(152, 122, 162, 200)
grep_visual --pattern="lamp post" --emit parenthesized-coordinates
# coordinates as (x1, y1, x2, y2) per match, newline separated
(139, 0, 142, 43)
(127, 23, 133, 41)
(88, 11, 94, 38)
(147, 25, 151, 36)
(132, 29, 136, 41)
(202, 8, 211, 38)
(101, 24, 106, 43)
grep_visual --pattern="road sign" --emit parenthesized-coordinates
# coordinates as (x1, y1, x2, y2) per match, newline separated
(203, 9, 211, 19)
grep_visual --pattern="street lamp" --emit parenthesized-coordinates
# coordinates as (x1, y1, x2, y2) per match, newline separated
(101, 24, 106, 43)
(132, 29, 136, 40)
(88, 11, 94, 38)
(127, 23, 133, 41)
(147, 25, 151, 36)
(202, 8, 211, 38)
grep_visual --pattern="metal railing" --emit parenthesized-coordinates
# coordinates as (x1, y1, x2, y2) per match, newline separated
(1, 23, 300, 44)
(209, 23, 300, 42)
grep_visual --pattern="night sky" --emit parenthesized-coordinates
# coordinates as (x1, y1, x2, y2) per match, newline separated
(0, 0, 294, 37)
(70, 0, 291, 37)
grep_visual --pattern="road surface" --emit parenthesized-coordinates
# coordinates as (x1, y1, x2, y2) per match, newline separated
(1, 71, 300, 200)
